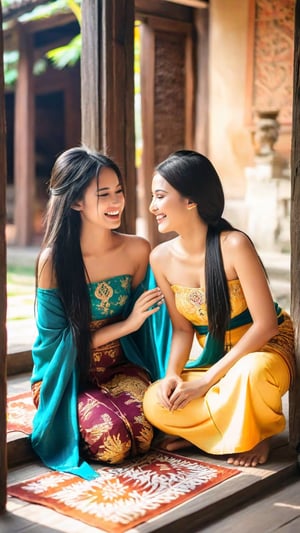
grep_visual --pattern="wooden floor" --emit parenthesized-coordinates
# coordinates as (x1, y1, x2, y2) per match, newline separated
(2, 373, 300, 532)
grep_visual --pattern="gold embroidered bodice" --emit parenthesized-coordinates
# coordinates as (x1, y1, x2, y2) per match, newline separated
(87, 275, 133, 384)
(171, 279, 295, 379)
(171, 279, 247, 327)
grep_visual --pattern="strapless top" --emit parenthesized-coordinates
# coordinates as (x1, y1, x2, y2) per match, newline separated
(171, 279, 246, 327)
(88, 274, 132, 321)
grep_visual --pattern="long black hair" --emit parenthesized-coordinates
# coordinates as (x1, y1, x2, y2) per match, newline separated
(156, 150, 236, 348)
(38, 146, 124, 382)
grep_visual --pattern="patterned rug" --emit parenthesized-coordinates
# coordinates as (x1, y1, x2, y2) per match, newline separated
(7, 391, 35, 434)
(8, 450, 240, 532)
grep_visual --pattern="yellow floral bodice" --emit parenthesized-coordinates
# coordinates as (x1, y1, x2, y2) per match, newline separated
(171, 279, 295, 380)
(171, 279, 247, 327)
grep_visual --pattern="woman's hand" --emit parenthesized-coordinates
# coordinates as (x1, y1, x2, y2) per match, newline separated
(126, 288, 164, 332)
(156, 375, 183, 409)
(159, 375, 210, 411)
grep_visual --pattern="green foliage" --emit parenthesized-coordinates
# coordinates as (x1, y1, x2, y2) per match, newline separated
(46, 33, 81, 68)
(3, 0, 82, 87)
(3, 50, 19, 86)
(19, 0, 79, 22)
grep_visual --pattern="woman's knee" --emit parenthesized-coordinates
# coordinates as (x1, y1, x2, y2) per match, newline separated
(143, 381, 160, 423)
(80, 415, 131, 463)
(228, 352, 290, 394)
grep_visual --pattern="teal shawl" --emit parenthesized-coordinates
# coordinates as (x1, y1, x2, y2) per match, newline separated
(30, 266, 172, 480)
(186, 302, 283, 368)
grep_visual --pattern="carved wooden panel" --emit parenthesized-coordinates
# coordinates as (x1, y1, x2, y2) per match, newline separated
(154, 30, 186, 164)
(247, 0, 294, 126)
(140, 16, 194, 245)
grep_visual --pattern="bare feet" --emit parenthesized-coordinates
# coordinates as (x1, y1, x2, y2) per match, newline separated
(158, 436, 193, 452)
(227, 439, 271, 467)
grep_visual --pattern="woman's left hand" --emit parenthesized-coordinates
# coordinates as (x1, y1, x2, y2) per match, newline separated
(168, 377, 210, 411)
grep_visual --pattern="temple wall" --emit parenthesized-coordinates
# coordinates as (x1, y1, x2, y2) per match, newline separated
(208, 0, 294, 202)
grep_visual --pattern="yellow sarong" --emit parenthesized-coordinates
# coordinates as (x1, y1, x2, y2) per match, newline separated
(143, 280, 295, 454)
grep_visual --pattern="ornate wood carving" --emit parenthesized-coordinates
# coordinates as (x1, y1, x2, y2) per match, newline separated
(247, 0, 294, 126)
(140, 16, 194, 245)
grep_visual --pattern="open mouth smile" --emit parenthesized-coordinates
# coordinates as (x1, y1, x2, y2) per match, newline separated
(105, 210, 120, 217)
(156, 214, 166, 224)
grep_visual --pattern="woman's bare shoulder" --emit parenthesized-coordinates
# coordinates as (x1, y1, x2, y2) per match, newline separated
(221, 230, 254, 253)
(150, 239, 174, 266)
(118, 233, 151, 257)
(37, 247, 56, 289)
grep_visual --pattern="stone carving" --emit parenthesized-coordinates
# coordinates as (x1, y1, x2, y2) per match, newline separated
(253, 109, 279, 157)
(245, 108, 290, 252)
(252, 0, 294, 125)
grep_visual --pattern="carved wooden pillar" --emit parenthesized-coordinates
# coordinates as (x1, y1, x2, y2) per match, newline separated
(290, 0, 300, 450)
(14, 24, 35, 246)
(81, 0, 136, 233)
(0, 3, 7, 514)
(139, 16, 194, 246)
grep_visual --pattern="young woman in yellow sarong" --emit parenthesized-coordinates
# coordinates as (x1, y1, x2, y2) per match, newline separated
(143, 150, 295, 468)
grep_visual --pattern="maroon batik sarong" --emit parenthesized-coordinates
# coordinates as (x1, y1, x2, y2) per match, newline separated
(77, 319, 153, 464)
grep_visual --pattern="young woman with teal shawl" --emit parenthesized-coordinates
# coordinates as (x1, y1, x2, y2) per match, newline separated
(30, 147, 172, 480)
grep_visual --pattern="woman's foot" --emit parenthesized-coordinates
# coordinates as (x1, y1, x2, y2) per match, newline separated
(227, 439, 271, 467)
(158, 436, 193, 452)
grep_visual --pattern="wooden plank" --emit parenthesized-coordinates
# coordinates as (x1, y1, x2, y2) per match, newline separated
(14, 25, 35, 246)
(138, 14, 192, 32)
(7, 438, 36, 469)
(0, 2, 8, 515)
(64, 66, 81, 148)
(194, 8, 209, 154)
(81, 1, 136, 234)
(196, 475, 300, 532)
(184, 30, 194, 148)
(290, 0, 300, 450)
(7, 352, 32, 376)
(102, 0, 136, 233)
(136, 0, 193, 21)
(140, 23, 155, 244)
(3, 443, 297, 533)
(165, 0, 208, 6)
(81, 0, 101, 150)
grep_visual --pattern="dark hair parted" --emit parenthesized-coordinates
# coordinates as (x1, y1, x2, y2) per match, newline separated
(156, 150, 236, 348)
(39, 146, 124, 383)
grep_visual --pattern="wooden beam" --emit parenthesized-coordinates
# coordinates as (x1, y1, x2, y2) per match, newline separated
(0, 2, 8, 515)
(290, 0, 300, 450)
(81, 0, 136, 233)
(164, 0, 208, 7)
(140, 23, 155, 244)
(194, 7, 209, 154)
(136, 0, 193, 21)
(14, 24, 35, 245)
(81, 0, 101, 149)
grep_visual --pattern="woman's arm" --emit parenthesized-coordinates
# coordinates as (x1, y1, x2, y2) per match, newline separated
(150, 246, 195, 408)
(168, 231, 279, 410)
(92, 236, 162, 348)
(91, 286, 163, 348)
(37, 248, 56, 288)
(203, 231, 278, 386)
(38, 243, 163, 349)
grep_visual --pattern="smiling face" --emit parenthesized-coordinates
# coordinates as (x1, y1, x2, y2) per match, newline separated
(149, 172, 189, 233)
(73, 167, 125, 229)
